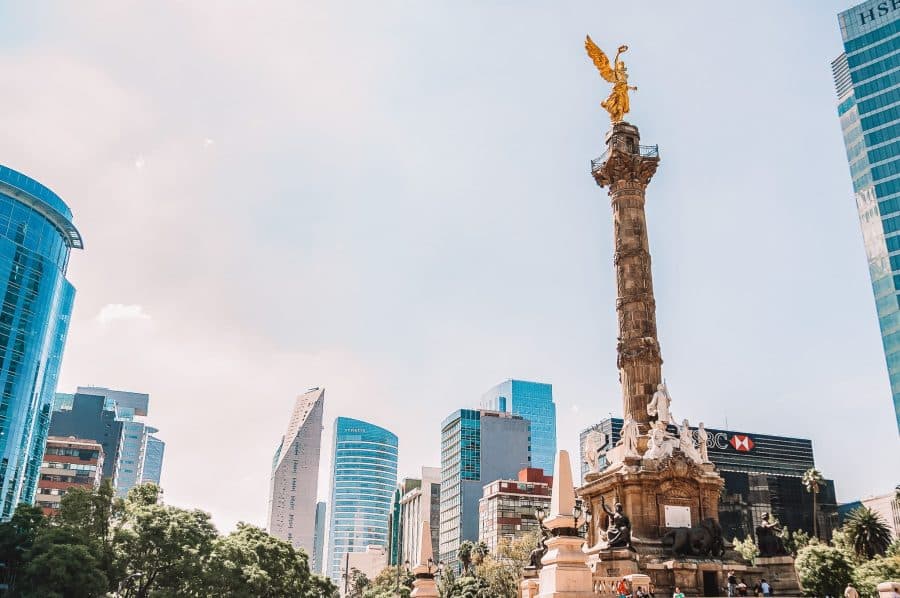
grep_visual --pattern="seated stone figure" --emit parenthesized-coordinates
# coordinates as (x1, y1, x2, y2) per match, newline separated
(600, 495, 632, 549)
(755, 512, 787, 557)
(661, 518, 725, 557)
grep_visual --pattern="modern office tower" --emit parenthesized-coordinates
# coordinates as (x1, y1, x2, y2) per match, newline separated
(0, 165, 82, 518)
(49, 393, 123, 485)
(267, 388, 325, 555)
(325, 417, 398, 585)
(834, 1, 900, 433)
(141, 433, 165, 485)
(581, 418, 840, 541)
(478, 468, 552, 554)
(480, 379, 556, 474)
(70, 386, 160, 497)
(35, 436, 103, 516)
(313, 501, 327, 574)
(439, 409, 530, 572)
(387, 467, 441, 569)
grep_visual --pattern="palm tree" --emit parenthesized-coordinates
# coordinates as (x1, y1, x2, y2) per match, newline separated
(458, 540, 474, 575)
(472, 541, 489, 567)
(843, 506, 893, 560)
(802, 468, 824, 539)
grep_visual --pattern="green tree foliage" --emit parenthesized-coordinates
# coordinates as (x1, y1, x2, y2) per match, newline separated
(347, 567, 371, 598)
(795, 543, 854, 597)
(0, 482, 336, 597)
(732, 536, 759, 564)
(18, 527, 107, 598)
(0, 504, 46, 591)
(458, 540, 474, 575)
(472, 531, 539, 598)
(444, 575, 491, 598)
(853, 555, 900, 597)
(781, 527, 811, 556)
(207, 523, 335, 598)
(363, 565, 414, 598)
(843, 506, 894, 561)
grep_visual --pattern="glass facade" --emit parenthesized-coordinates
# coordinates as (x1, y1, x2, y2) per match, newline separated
(440, 409, 530, 572)
(835, 0, 900, 433)
(480, 379, 556, 473)
(0, 164, 81, 519)
(141, 434, 164, 485)
(325, 417, 398, 585)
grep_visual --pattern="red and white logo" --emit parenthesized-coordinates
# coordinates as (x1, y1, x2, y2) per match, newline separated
(730, 435, 754, 452)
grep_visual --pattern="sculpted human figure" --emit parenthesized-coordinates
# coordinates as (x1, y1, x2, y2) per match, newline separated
(585, 36, 637, 123)
(697, 422, 710, 463)
(756, 512, 787, 557)
(600, 495, 632, 549)
(619, 415, 640, 459)
(583, 428, 608, 473)
(679, 419, 702, 464)
(644, 422, 674, 460)
(647, 383, 673, 425)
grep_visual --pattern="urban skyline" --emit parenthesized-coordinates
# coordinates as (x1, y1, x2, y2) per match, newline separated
(0, 1, 896, 540)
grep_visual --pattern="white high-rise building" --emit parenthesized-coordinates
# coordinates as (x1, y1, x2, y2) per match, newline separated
(267, 387, 325, 555)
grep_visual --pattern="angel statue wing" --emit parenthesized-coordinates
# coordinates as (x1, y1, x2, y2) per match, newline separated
(585, 35, 615, 83)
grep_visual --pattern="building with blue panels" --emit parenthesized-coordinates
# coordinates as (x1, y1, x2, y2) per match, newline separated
(0, 165, 81, 518)
(439, 409, 530, 572)
(480, 379, 556, 474)
(141, 433, 165, 485)
(325, 417, 398, 585)
(834, 0, 900, 433)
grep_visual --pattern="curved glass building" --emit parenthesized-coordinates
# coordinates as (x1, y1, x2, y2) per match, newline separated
(0, 165, 81, 518)
(325, 417, 398, 585)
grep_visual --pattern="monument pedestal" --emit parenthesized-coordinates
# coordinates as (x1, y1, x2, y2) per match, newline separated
(537, 536, 595, 598)
(520, 567, 540, 598)
(754, 556, 800, 595)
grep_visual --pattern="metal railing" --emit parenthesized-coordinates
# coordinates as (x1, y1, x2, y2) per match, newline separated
(591, 143, 659, 172)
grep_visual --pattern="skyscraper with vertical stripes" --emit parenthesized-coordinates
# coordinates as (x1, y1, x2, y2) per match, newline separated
(834, 0, 900, 433)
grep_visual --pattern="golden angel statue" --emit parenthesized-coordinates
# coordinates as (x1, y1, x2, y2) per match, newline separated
(585, 36, 637, 123)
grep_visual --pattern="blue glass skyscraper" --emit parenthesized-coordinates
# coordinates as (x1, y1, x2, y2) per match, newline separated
(480, 379, 556, 473)
(0, 165, 81, 518)
(325, 417, 398, 585)
(834, 0, 900, 433)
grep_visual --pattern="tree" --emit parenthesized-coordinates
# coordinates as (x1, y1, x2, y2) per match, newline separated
(472, 541, 489, 567)
(56, 478, 123, 589)
(801, 468, 824, 539)
(113, 503, 218, 597)
(853, 555, 900, 597)
(445, 575, 491, 598)
(363, 565, 414, 598)
(782, 527, 811, 556)
(795, 543, 853, 597)
(473, 531, 539, 598)
(457, 541, 474, 575)
(207, 522, 335, 597)
(0, 504, 47, 593)
(18, 527, 107, 598)
(732, 536, 759, 564)
(347, 567, 371, 598)
(843, 507, 893, 561)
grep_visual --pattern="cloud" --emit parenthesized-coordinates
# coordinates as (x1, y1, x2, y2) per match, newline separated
(95, 304, 152, 325)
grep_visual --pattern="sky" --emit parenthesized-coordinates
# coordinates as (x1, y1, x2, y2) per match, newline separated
(0, 1, 896, 533)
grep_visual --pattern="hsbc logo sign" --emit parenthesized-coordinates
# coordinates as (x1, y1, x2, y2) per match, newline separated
(705, 432, 755, 452)
(729, 435, 755, 452)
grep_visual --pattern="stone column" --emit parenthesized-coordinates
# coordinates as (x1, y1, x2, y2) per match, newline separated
(591, 122, 662, 426)
(538, 450, 594, 598)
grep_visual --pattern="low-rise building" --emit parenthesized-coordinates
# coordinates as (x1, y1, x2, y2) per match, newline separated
(839, 491, 900, 539)
(342, 545, 386, 596)
(36, 436, 104, 515)
(478, 467, 552, 554)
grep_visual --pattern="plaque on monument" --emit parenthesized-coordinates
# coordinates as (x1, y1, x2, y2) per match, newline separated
(664, 505, 691, 528)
